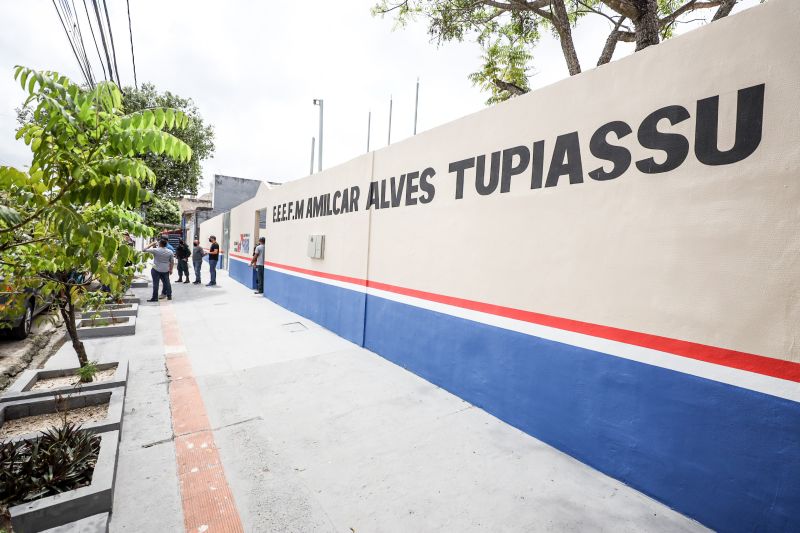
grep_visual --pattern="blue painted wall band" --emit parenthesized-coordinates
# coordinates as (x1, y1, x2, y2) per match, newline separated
(260, 266, 800, 532)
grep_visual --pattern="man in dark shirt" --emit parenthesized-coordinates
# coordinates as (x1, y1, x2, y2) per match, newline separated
(207, 235, 220, 286)
(191, 239, 206, 284)
(175, 239, 191, 284)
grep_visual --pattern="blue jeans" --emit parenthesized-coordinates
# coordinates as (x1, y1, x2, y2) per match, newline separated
(208, 259, 217, 285)
(151, 268, 171, 299)
(193, 260, 202, 283)
(255, 265, 264, 292)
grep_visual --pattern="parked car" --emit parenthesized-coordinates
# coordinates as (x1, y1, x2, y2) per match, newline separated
(0, 282, 52, 340)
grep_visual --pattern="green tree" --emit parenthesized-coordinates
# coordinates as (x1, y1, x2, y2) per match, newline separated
(0, 68, 192, 373)
(122, 83, 214, 198)
(146, 196, 181, 227)
(373, 0, 741, 104)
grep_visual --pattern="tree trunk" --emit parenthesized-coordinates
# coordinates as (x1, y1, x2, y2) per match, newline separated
(631, 0, 660, 51)
(550, 0, 581, 76)
(58, 286, 89, 373)
(712, 0, 737, 21)
(597, 18, 626, 66)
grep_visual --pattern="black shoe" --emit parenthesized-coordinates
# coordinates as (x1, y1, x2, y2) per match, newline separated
(184, 280, 190, 284)
(193, 281, 200, 285)
(254, 290, 262, 294)
(146, 298, 158, 302)
(167, 296, 172, 300)
(176, 278, 182, 283)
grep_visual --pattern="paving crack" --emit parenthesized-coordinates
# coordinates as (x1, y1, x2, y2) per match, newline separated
(141, 415, 263, 448)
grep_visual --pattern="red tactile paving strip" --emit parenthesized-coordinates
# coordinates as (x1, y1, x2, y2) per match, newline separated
(161, 302, 245, 533)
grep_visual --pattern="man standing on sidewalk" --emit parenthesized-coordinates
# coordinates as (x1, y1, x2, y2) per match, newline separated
(192, 239, 206, 284)
(175, 239, 191, 283)
(207, 235, 220, 286)
(251, 236, 265, 294)
(144, 239, 174, 302)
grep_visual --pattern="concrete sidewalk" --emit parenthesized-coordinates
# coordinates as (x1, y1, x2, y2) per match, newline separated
(47, 271, 706, 532)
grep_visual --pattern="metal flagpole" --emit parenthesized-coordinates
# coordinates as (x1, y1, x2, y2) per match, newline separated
(388, 95, 393, 145)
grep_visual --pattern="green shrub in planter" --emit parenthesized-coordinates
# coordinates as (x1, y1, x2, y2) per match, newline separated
(0, 422, 100, 523)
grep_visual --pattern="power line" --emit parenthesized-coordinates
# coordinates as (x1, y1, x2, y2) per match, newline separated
(90, 0, 117, 86)
(101, 0, 122, 87)
(51, 0, 92, 86)
(126, 0, 137, 89)
(70, 0, 95, 85)
(82, 0, 107, 81)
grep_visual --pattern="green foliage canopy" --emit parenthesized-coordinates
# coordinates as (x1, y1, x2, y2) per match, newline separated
(146, 196, 181, 227)
(122, 83, 215, 198)
(0, 67, 191, 365)
(373, 0, 740, 105)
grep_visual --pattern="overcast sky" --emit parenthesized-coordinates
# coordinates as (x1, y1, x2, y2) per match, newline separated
(0, 1, 760, 193)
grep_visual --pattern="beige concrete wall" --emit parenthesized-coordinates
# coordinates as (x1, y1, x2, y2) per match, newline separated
(198, 212, 224, 251)
(262, 154, 374, 281)
(201, 0, 798, 363)
(366, 0, 799, 362)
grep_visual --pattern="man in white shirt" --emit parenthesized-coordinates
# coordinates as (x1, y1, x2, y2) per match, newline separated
(143, 239, 175, 302)
(250, 236, 265, 294)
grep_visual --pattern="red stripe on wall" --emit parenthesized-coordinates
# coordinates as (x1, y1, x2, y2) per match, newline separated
(265, 260, 800, 384)
(228, 252, 252, 261)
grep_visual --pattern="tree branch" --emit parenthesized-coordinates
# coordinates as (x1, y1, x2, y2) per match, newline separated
(712, 0, 737, 21)
(600, 0, 639, 20)
(660, 1, 723, 27)
(492, 78, 529, 96)
(597, 16, 627, 66)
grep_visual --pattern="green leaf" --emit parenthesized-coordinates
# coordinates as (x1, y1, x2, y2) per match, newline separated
(101, 236, 117, 261)
(0, 205, 22, 226)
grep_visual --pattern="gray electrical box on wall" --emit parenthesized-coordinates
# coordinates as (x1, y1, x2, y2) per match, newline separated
(307, 235, 325, 259)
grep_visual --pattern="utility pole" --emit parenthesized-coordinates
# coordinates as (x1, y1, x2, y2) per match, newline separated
(309, 137, 315, 175)
(367, 110, 371, 152)
(414, 77, 419, 135)
(313, 99, 324, 172)
(387, 95, 393, 146)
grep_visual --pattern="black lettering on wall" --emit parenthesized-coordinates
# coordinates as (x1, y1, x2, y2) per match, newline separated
(531, 140, 545, 189)
(419, 167, 435, 204)
(589, 121, 633, 181)
(379, 179, 390, 209)
(405, 171, 419, 206)
(500, 145, 531, 193)
(695, 84, 764, 166)
(295, 199, 304, 219)
(332, 190, 341, 215)
(449, 157, 474, 200)
(366, 181, 379, 210)
(635, 105, 690, 174)
(545, 132, 583, 187)
(390, 175, 405, 208)
(306, 198, 313, 218)
(476, 152, 501, 195)
(350, 186, 360, 211)
(313, 195, 323, 217)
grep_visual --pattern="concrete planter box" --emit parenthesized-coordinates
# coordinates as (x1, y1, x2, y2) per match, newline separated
(41, 513, 109, 533)
(0, 359, 129, 403)
(0, 387, 125, 443)
(80, 303, 139, 319)
(107, 292, 139, 305)
(9, 431, 119, 533)
(76, 316, 136, 339)
(130, 278, 149, 288)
